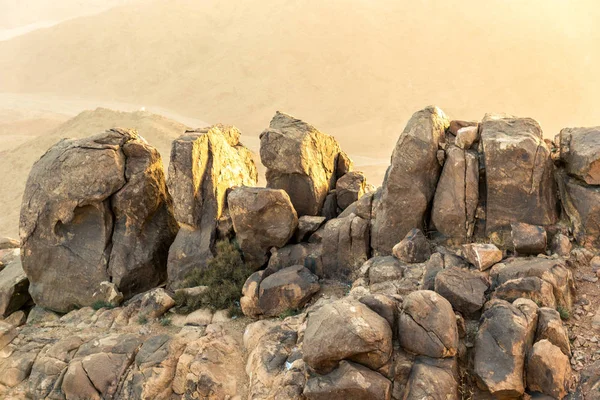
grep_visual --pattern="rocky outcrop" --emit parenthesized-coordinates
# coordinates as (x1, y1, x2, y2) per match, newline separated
(19, 129, 178, 312)
(320, 213, 370, 279)
(228, 187, 298, 269)
(166, 125, 257, 288)
(260, 112, 349, 216)
(371, 106, 449, 254)
(557, 126, 600, 185)
(480, 114, 558, 236)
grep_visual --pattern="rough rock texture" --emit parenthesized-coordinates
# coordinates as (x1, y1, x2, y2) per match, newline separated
(431, 146, 479, 241)
(265, 243, 322, 276)
(493, 276, 556, 308)
(257, 265, 320, 317)
(303, 300, 393, 374)
(240, 271, 264, 317)
(0, 238, 19, 250)
(371, 106, 449, 255)
(434, 267, 489, 317)
(455, 125, 479, 150)
(557, 172, 600, 248)
(480, 114, 558, 235)
(558, 126, 600, 185)
(303, 360, 392, 400)
(320, 213, 370, 279)
(462, 243, 502, 271)
(260, 111, 348, 216)
(403, 357, 458, 400)
(0, 258, 30, 317)
(527, 340, 571, 399)
(335, 171, 367, 211)
(295, 216, 326, 242)
(473, 300, 531, 398)
(228, 187, 298, 269)
(19, 129, 178, 312)
(166, 125, 257, 288)
(551, 233, 572, 257)
(392, 229, 431, 264)
(511, 222, 547, 255)
(397, 290, 458, 358)
(536, 307, 570, 356)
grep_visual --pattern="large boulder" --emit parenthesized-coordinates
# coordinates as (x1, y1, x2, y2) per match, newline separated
(228, 187, 298, 269)
(480, 114, 558, 236)
(260, 111, 349, 216)
(320, 214, 370, 280)
(434, 267, 488, 317)
(167, 125, 257, 288)
(557, 172, 600, 248)
(371, 106, 449, 255)
(403, 357, 458, 400)
(19, 129, 178, 312)
(303, 299, 393, 374)
(526, 340, 571, 399)
(510, 222, 547, 255)
(431, 146, 479, 241)
(0, 258, 30, 317)
(335, 171, 367, 211)
(557, 126, 600, 185)
(397, 290, 458, 358)
(257, 265, 320, 317)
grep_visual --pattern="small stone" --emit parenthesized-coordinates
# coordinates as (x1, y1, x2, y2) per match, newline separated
(462, 243, 502, 271)
(392, 229, 431, 264)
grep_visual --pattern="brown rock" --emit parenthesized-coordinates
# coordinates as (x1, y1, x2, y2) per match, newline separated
(448, 120, 478, 136)
(138, 288, 175, 319)
(455, 125, 479, 149)
(511, 222, 547, 255)
(320, 214, 370, 279)
(398, 290, 458, 358)
(240, 271, 264, 317)
(557, 172, 600, 248)
(557, 126, 600, 185)
(258, 265, 320, 317)
(368, 256, 406, 285)
(303, 299, 393, 374)
(536, 307, 570, 356)
(371, 106, 449, 254)
(358, 294, 398, 328)
(403, 357, 459, 400)
(392, 228, 431, 263)
(20, 129, 178, 312)
(295, 216, 326, 242)
(0, 238, 19, 250)
(527, 340, 571, 399)
(434, 267, 489, 317)
(462, 243, 502, 271)
(551, 233, 572, 257)
(335, 171, 367, 210)
(0, 321, 16, 351)
(493, 276, 556, 308)
(0, 258, 30, 317)
(228, 187, 298, 269)
(265, 242, 322, 277)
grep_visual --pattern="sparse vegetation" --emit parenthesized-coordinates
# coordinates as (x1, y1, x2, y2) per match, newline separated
(159, 316, 172, 326)
(557, 306, 570, 320)
(278, 308, 301, 320)
(137, 313, 148, 325)
(92, 300, 116, 311)
(175, 240, 252, 315)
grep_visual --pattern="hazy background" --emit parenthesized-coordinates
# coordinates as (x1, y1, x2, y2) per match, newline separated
(1, 0, 599, 237)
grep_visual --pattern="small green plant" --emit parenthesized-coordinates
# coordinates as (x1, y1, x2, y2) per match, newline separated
(159, 316, 172, 326)
(137, 313, 148, 325)
(278, 308, 301, 320)
(557, 306, 570, 320)
(92, 301, 115, 311)
(176, 240, 252, 315)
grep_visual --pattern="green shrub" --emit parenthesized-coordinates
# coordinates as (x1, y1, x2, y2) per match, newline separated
(557, 306, 570, 320)
(176, 240, 252, 315)
(278, 308, 301, 320)
(92, 301, 116, 311)
(137, 313, 148, 325)
(159, 316, 172, 326)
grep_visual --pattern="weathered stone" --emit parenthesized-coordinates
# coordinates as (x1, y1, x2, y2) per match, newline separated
(551, 233, 572, 257)
(455, 125, 479, 149)
(368, 257, 405, 285)
(473, 300, 529, 398)
(20, 129, 178, 312)
(0, 339, 43, 388)
(321, 191, 338, 220)
(493, 276, 556, 308)
(448, 120, 478, 136)
(536, 307, 570, 356)
(392, 229, 431, 263)
(138, 288, 175, 319)
(303, 360, 392, 400)
(0, 258, 30, 318)
(403, 357, 458, 400)
(511, 222, 547, 255)
(558, 126, 600, 185)
(335, 171, 367, 211)
(431, 146, 479, 241)
(434, 267, 488, 317)
(462, 243, 502, 271)
(527, 340, 571, 399)
(167, 125, 257, 288)
(184, 308, 213, 326)
(0, 238, 19, 250)
(480, 114, 558, 235)
(371, 106, 449, 255)
(557, 172, 600, 248)
(303, 299, 392, 374)
(26, 306, 60, 324)
(258, 265, 320, 317)
(0, 321, 16, 351)
(228, 187, 298, 269)
(359, 294, 398, 329)
(265, 242, 322, 277)
(320, 214, 370, 280)
(398, 290, 458, 358)
(260, 112, 346, 216)
(240, 271, 264, 318)
(420, 252, 444, 291)
(295, 216, 326, 242)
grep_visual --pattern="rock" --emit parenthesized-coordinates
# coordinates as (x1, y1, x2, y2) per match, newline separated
(371, 106, 449, 254)
(392, 229, 431, 263)
(368, 257, 406, 285)
(420, 252, 444, 290)
(579, 361, 600, 399)
(527, 340, 571, 399)
(403, 357, 458, 400)
(462, 243, 502, 271)
(358, 294, 398, 328)
(265, 242, 322, 277)
(480, 114, 558, 235)
(320, 214, 370, 279)
(167, 125, 257, 288)
(448, 120, 478, 136)
(455, 125, 479, 149)
(295, 216, 326, 242)
(0, 238, 19, 250)
(536, 307, 570, 356)
(473, 300, 530, 398)
(491, 257, 575, 310)
(0, 258, 30, 317)
(91, 281, 123, 308)
(551, 233, 572, 257)
(4, 311, 26, 328)
(511, 222, 547, 255)
(303, 299, 393, 374)
(431, 146, 479, 241)
(26, 306, 60, 324)
(434, 267, 489, 317)
(228, 187, 299, 269)
(557, 172, 600, 248)
(184, 308, 213, 326)
(138, 288, 175, 319)
(557, 126, 600, 185)
(240, 271, 264, 317)
(0, 321, 16, 351)
(493, 276, 556, 308)
(303, 360, 392, 400)
(20, 129, 178, 312)
(258, 265, 320, 317)
(321, 191, 338, 220)
(335, 171, 367, 210)
(260, 111, 347, 216)
(398, 290, 458, 358)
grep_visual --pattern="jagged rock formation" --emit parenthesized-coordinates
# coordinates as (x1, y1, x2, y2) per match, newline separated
(166, 124, 257, 288)
(19, 129, 178, 312)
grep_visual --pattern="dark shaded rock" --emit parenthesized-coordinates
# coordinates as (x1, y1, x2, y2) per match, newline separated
(321, 191, 338, 220)
(536, 307, 570, 356)
(557, 172, 600, 248)
(392, 228, 431, 263)
(551, 233, 572, 257)
(434, 267, 488, 317)
(258, 265, 320, 317)
(371, 106, 449, 255)
(511, 222, 547, 255)
(420, 252, 444, 291)
(320, 214, 370, 280)
(359, 294, 398, 329)
(295, 216, 326, 242)
(557, 126, 600, 185)
(335, 171, 367, 210)
(403, 357, 458, 400)
(0, 258, 30, 317)
(265, 242, 322, 277)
